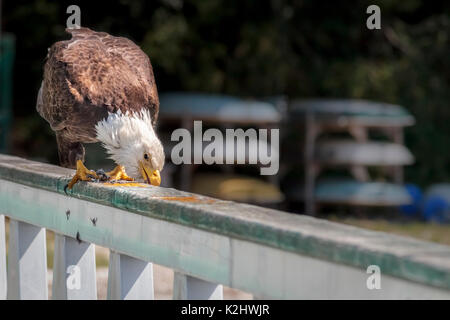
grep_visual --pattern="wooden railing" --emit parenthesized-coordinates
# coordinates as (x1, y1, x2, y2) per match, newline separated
(0, 153, 450, 299)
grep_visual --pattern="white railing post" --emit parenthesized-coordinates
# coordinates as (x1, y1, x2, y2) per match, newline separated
(52, 233, 97, 300)
(0, 215, 6, 299)
(7, 219, 48, 300)
(173, 272, 223, 300)
(107, 250, 154, 300)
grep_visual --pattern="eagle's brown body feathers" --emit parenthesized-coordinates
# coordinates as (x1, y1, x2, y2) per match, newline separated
(37, 28, 159, 168)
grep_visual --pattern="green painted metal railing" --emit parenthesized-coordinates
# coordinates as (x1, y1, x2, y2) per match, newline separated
(1, 153, 450, 299)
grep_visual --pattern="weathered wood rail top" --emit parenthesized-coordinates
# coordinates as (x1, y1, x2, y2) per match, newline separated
(1, 153, 450, 299)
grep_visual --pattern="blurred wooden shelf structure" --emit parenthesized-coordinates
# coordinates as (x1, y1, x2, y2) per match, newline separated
(160, 92, 283, 125)
(191, 173, 285, 205)
(0, 33, 15, 153)
(158, 92, 285, 206)
(290, 99, 416, 215)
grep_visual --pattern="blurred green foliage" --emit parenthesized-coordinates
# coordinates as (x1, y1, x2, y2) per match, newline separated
(2, 0, 450, 186)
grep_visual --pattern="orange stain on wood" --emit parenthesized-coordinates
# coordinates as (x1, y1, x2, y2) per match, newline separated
(102, 182, 148, 187)
(98, 182, 215, 203)
(156, 196, 216, 204)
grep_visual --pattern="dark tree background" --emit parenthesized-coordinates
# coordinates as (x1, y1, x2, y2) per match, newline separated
(2, 0, 450, 187)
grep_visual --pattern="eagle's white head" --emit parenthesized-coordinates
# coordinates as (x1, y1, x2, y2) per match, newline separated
(95, 110, 164, 185)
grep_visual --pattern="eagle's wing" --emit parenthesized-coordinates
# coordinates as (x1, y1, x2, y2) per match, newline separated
(37, 27, 159, 138)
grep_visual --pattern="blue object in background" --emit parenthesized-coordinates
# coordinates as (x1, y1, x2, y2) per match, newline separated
(422, 184, 450, 223)
(399, 184, 423, 217)
(423, 196, 449, 223)
(399, 183, 450, 223)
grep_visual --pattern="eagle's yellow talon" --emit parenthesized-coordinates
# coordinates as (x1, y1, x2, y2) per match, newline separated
(67, 160, 99, 189)
(106, 165, 134, 181)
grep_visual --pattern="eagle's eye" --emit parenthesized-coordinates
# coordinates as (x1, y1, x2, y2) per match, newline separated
(144, 153, 149, 160)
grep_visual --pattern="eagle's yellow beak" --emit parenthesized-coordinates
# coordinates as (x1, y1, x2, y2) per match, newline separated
(139, 161, 161, 186)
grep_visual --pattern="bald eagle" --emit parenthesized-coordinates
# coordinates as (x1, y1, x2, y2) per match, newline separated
(36, 27, 164, 189)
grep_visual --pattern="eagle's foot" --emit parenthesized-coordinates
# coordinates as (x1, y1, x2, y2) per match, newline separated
(66, 160, 99, 190)
(95, 169, 109, 182)
(106, 165, 134, 181)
